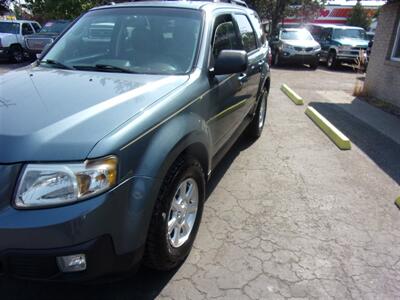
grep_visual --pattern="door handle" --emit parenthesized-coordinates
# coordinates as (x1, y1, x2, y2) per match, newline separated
(238, 73, 248, 82)
(258, 60, 265, 66)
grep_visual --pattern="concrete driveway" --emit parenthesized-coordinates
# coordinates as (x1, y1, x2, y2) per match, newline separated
(1, 64, 399, 299)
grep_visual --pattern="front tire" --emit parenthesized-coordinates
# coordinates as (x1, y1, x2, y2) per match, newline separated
(10, 45, 24, 63)
(310, 59, 319, 70)
(327, 51, 337, 69)
(246, 88, 268, 139)
(143, 156, 205, 270)
(273, 52, 280, 66)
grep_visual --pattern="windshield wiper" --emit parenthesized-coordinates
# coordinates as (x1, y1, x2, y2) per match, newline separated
(73, 64, 137, 74)
(40, 59, 74, 70)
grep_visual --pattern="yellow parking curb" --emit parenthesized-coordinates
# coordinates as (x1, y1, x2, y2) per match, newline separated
(395, 197, 400, 209)
(281, 84, 304, 105)
(305, 106, 351, 150)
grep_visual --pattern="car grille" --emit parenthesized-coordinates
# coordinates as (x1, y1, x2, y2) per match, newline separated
(294, 47, 314, 52)
(5, 255, 59, 279)
(25, 38, 53, 51)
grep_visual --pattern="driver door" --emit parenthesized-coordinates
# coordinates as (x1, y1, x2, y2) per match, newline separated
(205, 15, 247, 155)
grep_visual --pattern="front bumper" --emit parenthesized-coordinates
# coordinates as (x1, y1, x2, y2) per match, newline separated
(0, 47, 10, 59)
(337, 49, 367, 62)
(0, 175, 160, 281)
(0, 235, 143, 281)
(279, 52, 320, 64)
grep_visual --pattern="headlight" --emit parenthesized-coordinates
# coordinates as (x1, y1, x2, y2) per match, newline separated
(314, 45, 321, 51)
(282, 43, 294, 50)
(14, 156, 117, 209)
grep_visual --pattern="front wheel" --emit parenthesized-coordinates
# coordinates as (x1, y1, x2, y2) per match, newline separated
(10, 45, 24, 63)
(143, 156, 205, 270)
(310, 58, 319, 70)
(246, 88, 268, 139)
(327, 51, 337, 69)
(273, 52, 280, 66)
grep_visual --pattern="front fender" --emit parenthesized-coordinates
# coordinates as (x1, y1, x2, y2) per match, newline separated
(121, 111, 211, 181)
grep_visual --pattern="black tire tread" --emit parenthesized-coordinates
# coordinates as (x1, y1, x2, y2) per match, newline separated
(143, 155, 204, 270)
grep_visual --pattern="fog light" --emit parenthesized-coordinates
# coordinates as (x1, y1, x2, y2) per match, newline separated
(57, 254, 87, 273)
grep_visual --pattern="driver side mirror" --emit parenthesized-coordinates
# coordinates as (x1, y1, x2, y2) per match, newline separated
(211, 50, 248, 76)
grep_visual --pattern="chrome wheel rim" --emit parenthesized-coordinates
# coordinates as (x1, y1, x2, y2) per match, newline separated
(258, 93, 266, 129)
(167, 178, 199, 248)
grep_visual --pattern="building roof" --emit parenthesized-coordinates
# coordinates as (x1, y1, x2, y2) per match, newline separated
(308, 23, 365, 30)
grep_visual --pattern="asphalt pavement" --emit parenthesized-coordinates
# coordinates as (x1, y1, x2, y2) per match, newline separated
(0, 63, 399, 299)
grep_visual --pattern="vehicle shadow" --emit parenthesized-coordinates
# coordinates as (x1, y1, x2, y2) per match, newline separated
(0, 134, 255, 300)
(309, 101, 400, 185)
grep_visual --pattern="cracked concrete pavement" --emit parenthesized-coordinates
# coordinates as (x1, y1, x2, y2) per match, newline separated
(0, 64, 399, 299)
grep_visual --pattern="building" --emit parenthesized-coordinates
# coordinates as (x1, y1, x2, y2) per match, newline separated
(364, 1, 400, 108)
(284, 0, 384, 25)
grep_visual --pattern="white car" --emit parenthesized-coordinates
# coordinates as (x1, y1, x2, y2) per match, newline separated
(0, 20, 41, 62)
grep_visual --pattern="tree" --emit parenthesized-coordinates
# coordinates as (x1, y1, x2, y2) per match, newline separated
(347, 0, 372, 30)
(23, 0, 110, 20)
(288, 0, 326, 25)
(0, 0, 14, 13)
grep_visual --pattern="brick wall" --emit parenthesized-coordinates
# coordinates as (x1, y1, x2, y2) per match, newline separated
(364, 2, 400, 108)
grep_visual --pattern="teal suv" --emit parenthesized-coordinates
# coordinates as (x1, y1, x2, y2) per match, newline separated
(307, 24, 369, 68)
(0, 0, 270, 280)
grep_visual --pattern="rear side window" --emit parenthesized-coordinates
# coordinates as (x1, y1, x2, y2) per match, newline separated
(22, 23, 34, 35)
(212, 21, 241, 58)
(234, 14, 257, 52)
(32, 23, 41, 32)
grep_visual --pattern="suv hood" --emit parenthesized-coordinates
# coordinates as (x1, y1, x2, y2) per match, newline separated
(0, 66, 188, 163)
(26, 33, 59, 39)
(333, 38, 369, 48)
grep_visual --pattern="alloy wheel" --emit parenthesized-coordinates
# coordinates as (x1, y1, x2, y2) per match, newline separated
(167, 178, 199, 248)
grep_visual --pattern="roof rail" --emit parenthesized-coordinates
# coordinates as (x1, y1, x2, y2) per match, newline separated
(216, 0, 248, 7)
(125, 0, 248, 8)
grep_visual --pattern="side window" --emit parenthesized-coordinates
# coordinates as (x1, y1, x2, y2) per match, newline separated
(234, 14, 257, 52)
(32, 23, 41, 33)
(22, 23, 34, 35)
(212, 21, 241, 59)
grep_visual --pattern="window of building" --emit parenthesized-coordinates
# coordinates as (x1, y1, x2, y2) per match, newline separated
(391, 21, 400, 61)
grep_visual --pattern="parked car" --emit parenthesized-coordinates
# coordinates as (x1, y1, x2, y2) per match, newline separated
(270, 28, 321, 69)
(0, 20, 41, 62)
(25, 20, 71, 58)
(0, 0, 270, 281)
(307, 24, 369, 69)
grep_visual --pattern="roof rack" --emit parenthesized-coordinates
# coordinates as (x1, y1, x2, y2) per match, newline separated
(120, 0, 248, 8)
(210, 0, 248, 7)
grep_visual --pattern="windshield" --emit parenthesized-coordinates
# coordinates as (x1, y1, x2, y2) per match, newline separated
(42, 8, 202, 75)
(40, 21, 70, 34)
(281, 30, 313, 41)
(0, 22, 20, 34)
(333, 28, 367, 40)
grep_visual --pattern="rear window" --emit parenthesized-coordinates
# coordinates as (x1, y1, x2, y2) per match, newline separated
(0, 22, 20, 34)
(40, 22, 70, 34)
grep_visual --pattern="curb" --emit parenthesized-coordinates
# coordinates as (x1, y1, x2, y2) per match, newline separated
(281, 84, 304, 105)
(395, 197, 400, 209)
(305, 106, 351, 150)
